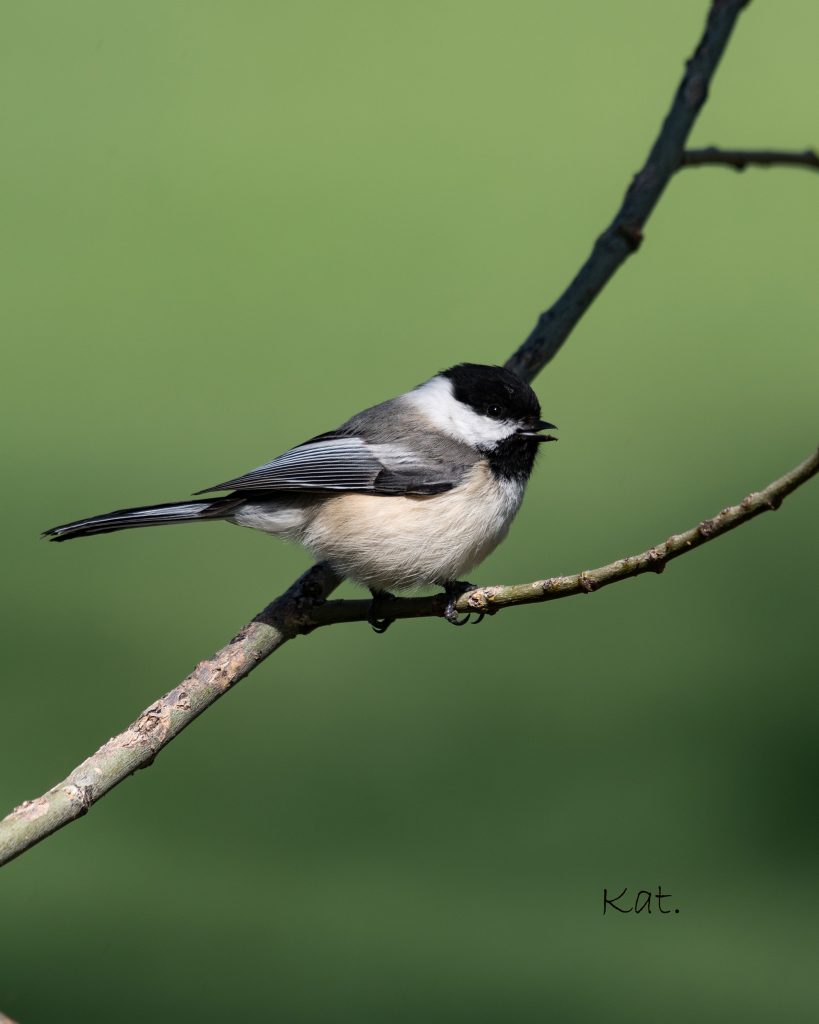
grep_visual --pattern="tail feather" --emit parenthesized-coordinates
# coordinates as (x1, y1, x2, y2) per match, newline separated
(43, 498, 238, 542)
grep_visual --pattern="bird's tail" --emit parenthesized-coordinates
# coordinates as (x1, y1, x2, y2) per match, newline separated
(43, 497, 240, 542)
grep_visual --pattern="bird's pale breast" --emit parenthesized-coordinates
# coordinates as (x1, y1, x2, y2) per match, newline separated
(301, 462, 525, 591)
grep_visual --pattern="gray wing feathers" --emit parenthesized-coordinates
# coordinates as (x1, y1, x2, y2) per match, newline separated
(207, 438, 381, 491)
(198, 435, 470, 496)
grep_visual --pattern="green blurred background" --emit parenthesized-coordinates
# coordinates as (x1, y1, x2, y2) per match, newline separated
(2, 1, 817, 1020)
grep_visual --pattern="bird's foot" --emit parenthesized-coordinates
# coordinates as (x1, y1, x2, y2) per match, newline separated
(368, 589, 397, 634)
(442, 580, 485, 626)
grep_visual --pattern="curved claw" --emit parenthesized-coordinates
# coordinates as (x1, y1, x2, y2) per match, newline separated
(444, 602, 472, 626)
(442, 580, 484, 627)
(471, 612, 485, 625)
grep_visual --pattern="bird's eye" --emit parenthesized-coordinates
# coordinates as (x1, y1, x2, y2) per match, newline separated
(486, 404, 504, 418)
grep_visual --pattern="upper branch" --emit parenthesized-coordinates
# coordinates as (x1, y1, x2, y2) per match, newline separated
(506, 0, 750, 382)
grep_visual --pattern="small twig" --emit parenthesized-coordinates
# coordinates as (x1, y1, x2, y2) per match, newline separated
(681, 146, 819, 171)
(2, 448, 816, 867)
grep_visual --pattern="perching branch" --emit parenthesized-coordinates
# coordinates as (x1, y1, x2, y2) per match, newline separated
(2, 0, 816, 868)
(0, 564, 341, 868)
(2, 448, 816, 867)
(681, 146, 819, 171)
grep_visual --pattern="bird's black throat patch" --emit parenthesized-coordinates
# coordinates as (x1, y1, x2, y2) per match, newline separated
(484, 434, 540, 483)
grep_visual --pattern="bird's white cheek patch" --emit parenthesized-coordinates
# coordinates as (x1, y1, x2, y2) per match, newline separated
(405, 376, 517, 447)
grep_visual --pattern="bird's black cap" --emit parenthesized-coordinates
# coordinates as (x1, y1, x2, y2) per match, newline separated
(441, 363, 542, 422)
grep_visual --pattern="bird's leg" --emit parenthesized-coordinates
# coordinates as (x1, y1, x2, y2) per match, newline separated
(368, 588, 397, 634)
(442, 580, 484, 626)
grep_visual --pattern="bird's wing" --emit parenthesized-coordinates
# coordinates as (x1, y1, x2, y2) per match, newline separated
(196, 433, 468, 496)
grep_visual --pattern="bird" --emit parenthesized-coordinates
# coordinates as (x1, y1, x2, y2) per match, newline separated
(44, 363, 557, 631)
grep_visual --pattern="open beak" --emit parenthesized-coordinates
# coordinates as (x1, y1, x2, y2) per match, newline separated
(518, 418, 558, 443)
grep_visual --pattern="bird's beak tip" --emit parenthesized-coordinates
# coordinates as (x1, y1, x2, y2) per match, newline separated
(518, 418, 558, 440)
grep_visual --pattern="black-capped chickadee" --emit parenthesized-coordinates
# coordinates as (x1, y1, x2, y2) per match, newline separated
(44, 363, 557, 630)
